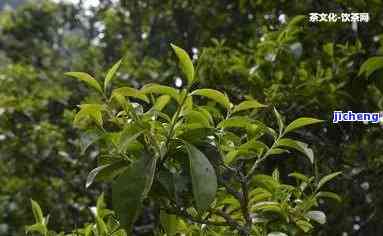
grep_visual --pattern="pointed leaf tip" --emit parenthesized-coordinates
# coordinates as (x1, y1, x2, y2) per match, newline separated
(171, 43, 195, 86)
(104, 59, 123, 92)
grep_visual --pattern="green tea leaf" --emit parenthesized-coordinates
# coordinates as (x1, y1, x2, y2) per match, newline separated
(273, 107, 284, 135)
(323, 43, 334, 57)
(249, 188, 272, 205)
(96, 216, 108, 235)
(268, 232, 288, 236)
(253, 175, 280, 192)
(316, 191, 342, 202)
(251, 201, 283, 216)
(288, 15, 306, 26)
(30, 199, 44, 224)
(272, 168, 280, 182)
(232, 100, 267, 113)
(95, 161, 129, 182)
(268, 148, 289, 156)
(65, 72, 103, 93)
(305, 211, 326, 224)
(86, 165, 110, 188)
(112, 87, 150, 103)
(288, 172, 310, 182)
(284, 117, 323, 134)
(25, 223, 47, 235)
(191, 89, 231, 109)
(74, 104, 104, 128)
(152, 95, 171, 111)
(79, 129, 103, 154)
(239, 138, 268, 154)
(118, 128, 145, 153)
(181, 110, 211, 127)
(277, 138, 314, 163)
(296, 220, 313, 233)
(358, 56, 383, 77)
(171, 43, 195, 86)
(160, 211, 178, 236)
(141, 84, 180, 103)
(86, 161, 129, 188)
(104, 59, 122, 92)
(184, 142, 217, 211)
(112, 155, 157, 234)
(317, 171, 342, 190)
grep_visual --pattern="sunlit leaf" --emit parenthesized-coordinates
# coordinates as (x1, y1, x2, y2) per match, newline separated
(25, 223, 47, 235)
(141, 84, 180, 103)
(268, 232, 288, 236)
(74, 104, 104, 128)
(104, 59, 122, 92)
(277, 138, 314, 163)
(152, 95, 171, 111)
(317, 171, 342, 190)
(251, 201, 283, 216)
(253, 175, 280, 192)
(191, 89, 231, 109)
(232, 99, 267, 113)
(65, 72, 103, 93)
(288, 15, 306, 26)
(288, 172, 310, 182)
(268, 148, 289, 156)
(112, 86, 150, 103)
(160, 211, 178, 236)
(86, 161, 129, 188)
(296, 220, 313, 233)
(181, 110, 211, 127)
(118, 128, 145, 153)
(273, 107, 284, 135)
(316, 191, 342, 202)
(272, 168, 280, 182)
(239, 138, 268, 154)
(86, 165, 110, 188)
(358, 56, 383, 77)
(306, 211, 326, 224)
(95, 216, 108, 235)
(171, 43, 195, 86)
(249, 188, 272, 205)
(30, 199, 44, 224)
(79, 129, 103, 154)
(284, 117, 323, 134)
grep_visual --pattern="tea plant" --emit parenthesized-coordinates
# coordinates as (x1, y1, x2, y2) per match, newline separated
(27, 44, 341, 236)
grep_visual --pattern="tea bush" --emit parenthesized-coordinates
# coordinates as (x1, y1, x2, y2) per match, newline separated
(27, 44, 340, 236)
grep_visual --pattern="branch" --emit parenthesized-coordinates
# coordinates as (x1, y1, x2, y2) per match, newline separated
(163, 207, 230, 227)
(217, 175, 242, 200)
(246, 136, 281, 180)
(238, 169, 251, 231)
(209, 208, 249, 235)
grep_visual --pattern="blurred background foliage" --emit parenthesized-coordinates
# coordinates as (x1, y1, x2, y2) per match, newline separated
(0, 0, 383, 235)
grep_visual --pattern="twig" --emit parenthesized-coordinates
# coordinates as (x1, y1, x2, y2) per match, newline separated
(163, 207, 230, 227)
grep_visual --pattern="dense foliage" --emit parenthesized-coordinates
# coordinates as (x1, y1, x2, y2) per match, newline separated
(27, 44, 340, 235)
(0, 0, 382, 235)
